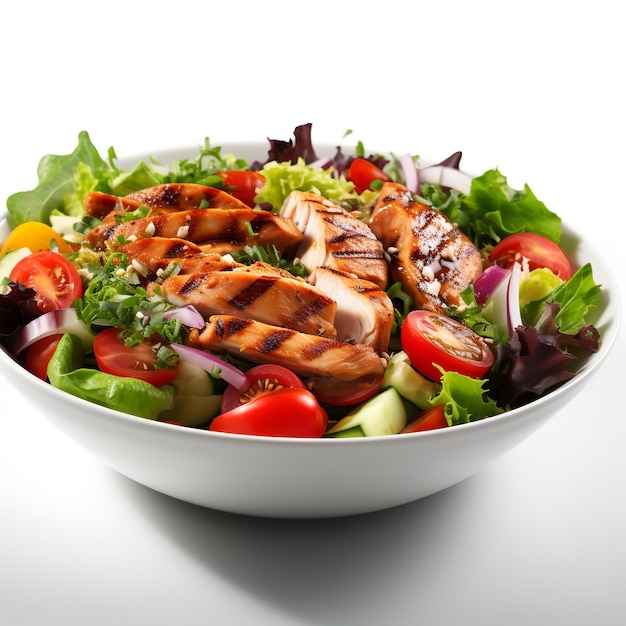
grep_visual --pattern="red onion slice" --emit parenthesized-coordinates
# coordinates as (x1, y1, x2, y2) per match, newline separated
(11, 308, 94, 356)
(506, 261, 523, 334)
(163, 305, 205, 329)
(418, 165, 473, 195)
(474, 265, 511, 306)
(398, 153, 419, 193)
(308, 157, 332, 170)
(171, 343, 247, 389)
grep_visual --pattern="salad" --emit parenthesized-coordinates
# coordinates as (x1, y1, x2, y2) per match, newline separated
(0, 123, 602, 438)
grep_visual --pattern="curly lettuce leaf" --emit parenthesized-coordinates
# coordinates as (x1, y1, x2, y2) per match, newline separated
(255, 158, 372, 211)
(423, 168, 562, 247)
(430, 368, 503, 426)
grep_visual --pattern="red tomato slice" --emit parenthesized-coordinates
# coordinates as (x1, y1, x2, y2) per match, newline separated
(347, 158, 391, 194)
(307, 375, 383, 407)
(24, 334, 63, 381)
(401, 404, 448, 433)
(9, 251, 83, 313)
(221, 364, 306, 413)
(488, 232, 572, 280)
(401, 310, 494, 381)
(93, 327, 180, 386)
(210, 388, 328, 438)
(216, 170, 266, 207)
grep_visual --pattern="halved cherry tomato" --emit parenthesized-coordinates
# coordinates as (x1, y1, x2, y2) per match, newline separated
(216, 170, 266, 207)
(307, 375, 384, 407)
(488, 232, 572, 280)
(24, 334, 64, 381)
(9, 251, 83, 313)
(401, 310, 494, 381)
(221, 363, 306, 413)
(210, 388, 328, 438)
(0, 221, 74, 257)
(347, 158, 391, 194)
(401, 404, 448, 433)
(93, 327, 180, 386)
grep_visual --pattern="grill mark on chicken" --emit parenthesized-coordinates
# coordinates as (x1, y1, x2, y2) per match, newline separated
(228, 276, 278, 310)
(188, 315, 385, 381)
(179, 275, 205, 296)
(258, 329, 295, 353)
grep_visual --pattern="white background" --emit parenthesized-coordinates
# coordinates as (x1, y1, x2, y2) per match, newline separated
(1, 2, 625, 624)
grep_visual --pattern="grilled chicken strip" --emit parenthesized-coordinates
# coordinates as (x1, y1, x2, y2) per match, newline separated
(117, 237, 234, 279)
(369, 182, 483, 312)
(187, 315, 385, 381)
(307, 267, 394, 353)
(159, 268, 337, 337)
(125, 183, 250, 212)
(279, 191, 388, 289)
(84, 208, 304, 254)
(83, 191, 142, 221)
(83, 184, 249, 223)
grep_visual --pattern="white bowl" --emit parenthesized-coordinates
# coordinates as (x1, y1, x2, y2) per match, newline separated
(0, 143, 621, 518)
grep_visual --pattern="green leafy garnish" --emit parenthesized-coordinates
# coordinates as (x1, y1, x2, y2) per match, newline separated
(76, 252, 185, 343)
(229, 243, 308, 278)
(386, 281, 413, 334)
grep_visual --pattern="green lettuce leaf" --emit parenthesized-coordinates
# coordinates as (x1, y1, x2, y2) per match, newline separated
(6, 131, 113, 228)
(47, 333, 174, 419)
(424, 168, 562, 247)
(521, 263, 602, 334)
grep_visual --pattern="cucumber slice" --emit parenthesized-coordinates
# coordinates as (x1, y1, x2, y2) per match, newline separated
(326, 387, 408, 437)
(0, 247, 31, 282)
(382, 352, 440, 409)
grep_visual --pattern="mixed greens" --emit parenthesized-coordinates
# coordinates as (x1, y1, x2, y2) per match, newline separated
(0, 123, 603, 436)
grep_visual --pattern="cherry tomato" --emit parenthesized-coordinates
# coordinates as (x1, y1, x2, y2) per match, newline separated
(9, 251, 83, 313)
(24, 334, 63, 381)
(488, 232, 572, 280)
(401, 404, 448, 433)
(0, 221, 74, 257)
(93, 327, 180, 386)
(347, 158, 391, 194)
(210, 388, 328, 438)
(221, 363, 306, 413)
(307, 375, 384, 407)
(216, 170, 266, 207)
(401, 310, 494, 381)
